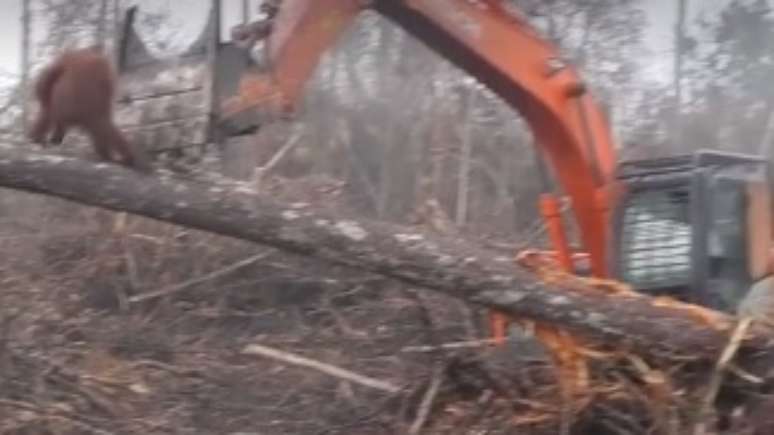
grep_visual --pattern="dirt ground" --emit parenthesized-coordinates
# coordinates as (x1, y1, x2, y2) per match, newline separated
(0, 180, 563, 434)
(0, 179, 714, 434)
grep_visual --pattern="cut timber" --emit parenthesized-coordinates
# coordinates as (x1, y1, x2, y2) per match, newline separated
(0, 148, 773, 373)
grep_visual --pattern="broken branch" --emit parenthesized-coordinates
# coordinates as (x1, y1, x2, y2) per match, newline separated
(0, 149, 772, 373)
(241, 343, 401, 394)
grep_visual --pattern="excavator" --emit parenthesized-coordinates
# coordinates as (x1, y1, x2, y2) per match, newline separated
(219, 0, 774, 343)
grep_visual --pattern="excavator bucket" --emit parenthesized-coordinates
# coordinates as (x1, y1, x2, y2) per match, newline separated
(114, 5, 215, 164)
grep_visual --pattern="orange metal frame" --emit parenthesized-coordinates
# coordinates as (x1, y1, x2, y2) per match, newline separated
(222, 0, 625, 346)
(224, 0, 620, 281)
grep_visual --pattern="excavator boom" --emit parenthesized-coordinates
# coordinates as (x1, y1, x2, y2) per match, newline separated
(224, 0, 619, 277)
(218, 0, 774, 400)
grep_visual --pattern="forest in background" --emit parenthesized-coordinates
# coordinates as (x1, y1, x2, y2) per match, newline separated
(2, 0, 772, 236)
(1, 1, 774, 434)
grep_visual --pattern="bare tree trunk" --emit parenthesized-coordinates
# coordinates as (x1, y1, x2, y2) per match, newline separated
(111, 0, 122, 68)
(242, 0, 250, 24)
(455, 88, 476, 227)
(1, 148, 773, 376)
(20, 0, 31, 136)
(376, 122, 395, 219)
(374, 27, 404, 219)
(95, 0, 109, 46)
(672, 0, 687, 146)
(757, 108, 774, 158)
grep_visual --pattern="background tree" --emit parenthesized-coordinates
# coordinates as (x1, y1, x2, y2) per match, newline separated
(639, 0, 774, 157)
(256, 1, 649, 241)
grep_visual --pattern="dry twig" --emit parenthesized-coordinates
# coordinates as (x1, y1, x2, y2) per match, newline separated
(252, 129, 303, 192)
(401, 339, 500, 353)
(128, 251, 273, 303)
(408, 363, 445, 435)
(693, 316, 753, 435)
(242, 343, 402, 394)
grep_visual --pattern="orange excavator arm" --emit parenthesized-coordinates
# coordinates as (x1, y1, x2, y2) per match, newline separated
(223, 0, 619, 278)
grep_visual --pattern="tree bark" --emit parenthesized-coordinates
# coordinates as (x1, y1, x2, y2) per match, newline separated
(455, 87, 476, 227)
(20, 0, 31, 135)
(0, 148, 772, 371)
(94, 0, 109, 46)
(673, 0, 687, 145)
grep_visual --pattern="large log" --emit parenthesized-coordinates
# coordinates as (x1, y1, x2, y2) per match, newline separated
(0, 147, 771, 370)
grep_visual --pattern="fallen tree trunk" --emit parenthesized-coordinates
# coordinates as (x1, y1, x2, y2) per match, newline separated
(0, 149, 771, 369)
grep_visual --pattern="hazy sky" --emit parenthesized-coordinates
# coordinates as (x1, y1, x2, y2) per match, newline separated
(0, 0, 735, 82)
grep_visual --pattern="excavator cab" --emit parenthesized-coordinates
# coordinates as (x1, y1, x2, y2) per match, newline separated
(609, 150, 774, 313)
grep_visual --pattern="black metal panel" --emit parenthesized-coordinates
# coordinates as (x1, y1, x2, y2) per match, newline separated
(611, 148, 768, 309)
(689, 168, 709, 305)
(702, 170, 752, 311)
(211, 42, 263, 136)
(615, 183, 694, 293)
(611, 152, 699, 297)
(616, 154, 694, 180)
(693, 148, 768, 168)
(117, 6, 156, 72)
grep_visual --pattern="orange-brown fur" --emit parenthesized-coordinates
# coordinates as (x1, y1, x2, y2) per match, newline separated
(29, 47, 151, 172)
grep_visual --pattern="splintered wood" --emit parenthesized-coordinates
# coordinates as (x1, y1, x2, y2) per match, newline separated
(221, 72, 287, 117)
(515, 249, 733, 331)
(499, 249, 737, 417)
